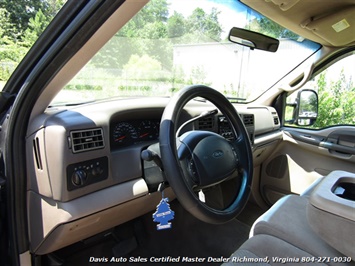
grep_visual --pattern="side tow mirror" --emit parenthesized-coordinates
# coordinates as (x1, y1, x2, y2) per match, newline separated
(286, 89, 318, 126)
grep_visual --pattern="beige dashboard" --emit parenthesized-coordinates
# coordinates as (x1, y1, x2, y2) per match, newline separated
(26, 97, 281, 254)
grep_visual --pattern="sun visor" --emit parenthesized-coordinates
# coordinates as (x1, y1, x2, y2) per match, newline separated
(302, 6, 355, 46)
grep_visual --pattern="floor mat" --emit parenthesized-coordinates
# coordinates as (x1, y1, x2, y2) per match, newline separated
(50, 200, 253, 266)
(237, 201, 266, 227)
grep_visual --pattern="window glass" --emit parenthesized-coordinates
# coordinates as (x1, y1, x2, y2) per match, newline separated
(0, 1, 67, 90)
(285, 53, 355, 128)
(50, 0, 320, 106)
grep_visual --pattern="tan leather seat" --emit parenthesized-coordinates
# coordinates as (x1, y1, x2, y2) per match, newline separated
(250, 195, 348, 262)
(223, 234, 326, 266)
(224, 173, 355, 266)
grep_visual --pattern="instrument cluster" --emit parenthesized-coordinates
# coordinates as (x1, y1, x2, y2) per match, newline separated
(110, 119, 160, 149)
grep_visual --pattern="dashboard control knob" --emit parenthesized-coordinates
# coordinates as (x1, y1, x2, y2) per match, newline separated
(91, 166, 103, 177)
(72, 170, 87, 186)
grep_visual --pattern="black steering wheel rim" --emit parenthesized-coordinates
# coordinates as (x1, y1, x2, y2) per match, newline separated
(159, 85, 253, 224)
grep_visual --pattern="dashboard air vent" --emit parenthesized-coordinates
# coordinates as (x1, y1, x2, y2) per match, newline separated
(198, 117, 214, 130)
(33, 137, 43, 170)
(242, 114, 254, 126)
(70, 128, 104, 153)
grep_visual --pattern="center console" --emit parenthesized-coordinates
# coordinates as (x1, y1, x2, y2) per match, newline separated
(307, 170, 355, 259)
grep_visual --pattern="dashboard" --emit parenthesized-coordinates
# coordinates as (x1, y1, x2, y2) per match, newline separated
(109, 115, 255, 150)
(26, 97, 282, 254)
(27, 98, 281, 202)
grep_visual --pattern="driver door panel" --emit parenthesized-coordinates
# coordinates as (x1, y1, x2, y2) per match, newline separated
(259, 127, 355, 205)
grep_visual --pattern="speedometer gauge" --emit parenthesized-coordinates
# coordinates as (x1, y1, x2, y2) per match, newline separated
(111, 119, 160, 149)
(138, 120, 159, 140)
(112, 122, 138, 145)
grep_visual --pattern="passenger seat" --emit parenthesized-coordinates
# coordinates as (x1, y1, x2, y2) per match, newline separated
(223, 171, 355, 265)
(224, 234, 326, 265)
(249, 195, 350, 262)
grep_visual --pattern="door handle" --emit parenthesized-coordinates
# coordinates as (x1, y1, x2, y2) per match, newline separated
(319, 141, 355, 155)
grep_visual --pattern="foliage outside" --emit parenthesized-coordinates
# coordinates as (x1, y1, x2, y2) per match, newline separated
(248, 17, 299, 40)
(0, 0, 65, 85)
(311, 68, 355, 128)
(54, 0, 224, 101)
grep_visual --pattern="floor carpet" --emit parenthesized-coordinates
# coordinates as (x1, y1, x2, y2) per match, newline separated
(46, 200, 264, 266)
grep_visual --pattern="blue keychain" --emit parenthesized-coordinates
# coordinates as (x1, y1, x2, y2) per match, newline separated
(152, 183, 175, 230)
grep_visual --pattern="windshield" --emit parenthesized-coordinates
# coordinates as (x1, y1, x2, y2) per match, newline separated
(51, 0, 321, 106)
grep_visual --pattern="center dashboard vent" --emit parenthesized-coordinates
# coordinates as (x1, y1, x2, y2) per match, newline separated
(70, 128, 104, 153)
(198, 117, 214, 130)
(242, 114, 254, 126)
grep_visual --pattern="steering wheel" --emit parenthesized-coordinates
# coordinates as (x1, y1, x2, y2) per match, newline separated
(159, 85, 253, 224)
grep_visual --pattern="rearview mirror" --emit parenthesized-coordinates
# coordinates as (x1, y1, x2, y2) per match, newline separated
(228, 27, 279, 52)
